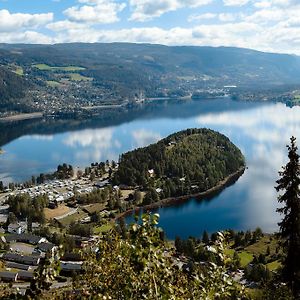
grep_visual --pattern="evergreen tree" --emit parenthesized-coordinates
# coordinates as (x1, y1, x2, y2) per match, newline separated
(202, 230, 210, 244)
(276, 136, 300, 296)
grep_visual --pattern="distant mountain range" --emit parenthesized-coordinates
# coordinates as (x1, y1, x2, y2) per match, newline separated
(1, 43, 300, 113)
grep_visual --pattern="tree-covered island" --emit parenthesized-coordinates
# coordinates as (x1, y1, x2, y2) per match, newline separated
(113, 128, 245, 206)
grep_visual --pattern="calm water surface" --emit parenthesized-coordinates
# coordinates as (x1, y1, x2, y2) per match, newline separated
(1, 99, 300, 238)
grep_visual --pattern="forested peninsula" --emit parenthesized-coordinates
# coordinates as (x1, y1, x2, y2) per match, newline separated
(113, 128, 245, 207)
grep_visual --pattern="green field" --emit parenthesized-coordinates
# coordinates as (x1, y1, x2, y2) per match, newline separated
(266, 260, 281, 271)
(225, 249, 254, 267)
(58, 209, 88, 226)
(68, 73, 93, 81)
(93, 223, 113, 235)
(33, 64, 85, 71)
(13, 66, 24, 76)
(225, 235, 281, 270)
(245, 235, 278, 256)
(46, 80, 61, 87)
(239, 251, 254, 267)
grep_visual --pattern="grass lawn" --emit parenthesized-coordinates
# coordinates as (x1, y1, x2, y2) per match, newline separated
(93, 223, 113, 235)
(266, 260, 281, 271)
(68, 73, 93, 81)
(239, 251, 254, 267)
(46, 80, 61, 87)
(225, 249, 253, 267)
(33, 63, 85, 71)
(245, 235, 278, 256)
(58, 209, 88, 227)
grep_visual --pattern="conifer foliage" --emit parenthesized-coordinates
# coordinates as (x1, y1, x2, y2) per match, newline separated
(276, 136, 300, 297)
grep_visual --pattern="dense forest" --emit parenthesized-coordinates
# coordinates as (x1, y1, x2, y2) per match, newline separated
(0, 67, 30, 112)
(113, 129, 245, 200)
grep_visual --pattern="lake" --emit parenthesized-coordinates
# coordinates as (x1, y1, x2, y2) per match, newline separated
(1, 98, 299, 239)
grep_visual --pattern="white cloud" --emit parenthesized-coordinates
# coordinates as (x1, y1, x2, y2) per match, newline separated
(0, 31, 53, 44)
(64, 0, 126, 24)
(223, 0, 249, 6)
(188, 13, 217, 22)
(0, 9, 53, 32)
(47, 20, 89, 32)
(129, 0, 212, 22)
(218, 13, 239, 22)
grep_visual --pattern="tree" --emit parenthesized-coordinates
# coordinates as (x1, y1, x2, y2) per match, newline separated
(143, 188, 159, 205)
(0, 181, 4, 191)
(6, 212, 17, 225)
(275, 136, 300, 297)
(202, 230, 210, 244)
(133, 190, 142, 205)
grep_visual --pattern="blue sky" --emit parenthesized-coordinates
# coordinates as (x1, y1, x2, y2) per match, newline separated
(0, 0, 299, 54)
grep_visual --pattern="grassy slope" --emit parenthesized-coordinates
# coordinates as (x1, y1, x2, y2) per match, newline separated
(33, 64, 85, 71)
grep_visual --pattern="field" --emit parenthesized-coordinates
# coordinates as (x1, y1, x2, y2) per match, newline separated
(33, 64, 85, 71)
(68, 73, 93, 81)
(226, 235, 281, 270)
(225, 249, 253, 268)
(93, 223, 113, 234)
(13, 66, 24, 76)
(244, 235, 278, 256)
(44, 204, 71, 220)
(46, 80, 61, 87)
(57, 209, 88, 226)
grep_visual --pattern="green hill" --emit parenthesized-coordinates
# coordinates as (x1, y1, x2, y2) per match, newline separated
(113, 128, 245, 199)
(0, 67, 30, 112)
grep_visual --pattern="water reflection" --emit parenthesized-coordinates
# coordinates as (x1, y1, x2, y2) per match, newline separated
(0, 99, 299, 238)
(132, 129, 161, 148)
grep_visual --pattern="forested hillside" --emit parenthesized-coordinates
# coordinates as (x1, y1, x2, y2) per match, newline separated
(0, 67, 30, 112)
(2, 43, 300, 114)
(113, 128, 245, 199)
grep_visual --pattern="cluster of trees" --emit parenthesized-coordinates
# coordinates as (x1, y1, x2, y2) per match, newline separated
(174, 232, 242, 271)
(34, 226, 76, 252)
(54, 164, 74, 180)
(244, 263, 272, 283)
(59, 214, 246, 299)
(113, 129, 245, 199)
(68, 222, 92, 237)
(83, 161, 107, 179)
(0, 67, 31, 113)
(75, 186, 119, 205)
(7, 194, 48, 223)
(232, 228, 264, 247)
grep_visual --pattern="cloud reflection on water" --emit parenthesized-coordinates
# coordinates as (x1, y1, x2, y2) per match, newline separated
(63, 127, 121, 162)
(132, 129, 161, 148)
(195, 102, 300, 234)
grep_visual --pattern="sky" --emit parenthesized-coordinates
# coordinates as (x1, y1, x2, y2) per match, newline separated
(0, 0, 300, 54)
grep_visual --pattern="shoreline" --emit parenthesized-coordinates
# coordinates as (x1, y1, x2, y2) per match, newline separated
(0, 112, 43, 122)
(116, 166, 246, 220)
